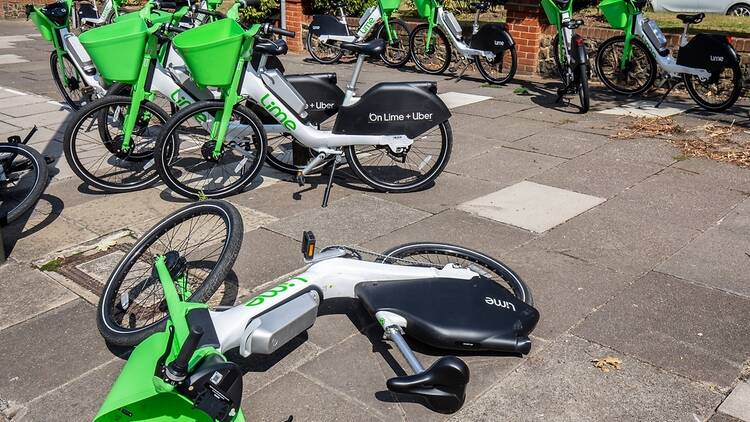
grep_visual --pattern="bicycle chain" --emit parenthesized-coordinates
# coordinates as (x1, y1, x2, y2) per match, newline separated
(325, 245, 437, 267)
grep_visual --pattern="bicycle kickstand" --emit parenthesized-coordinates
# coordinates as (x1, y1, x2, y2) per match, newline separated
(655, 78, 678, 109)
(321, 155, 342, 208)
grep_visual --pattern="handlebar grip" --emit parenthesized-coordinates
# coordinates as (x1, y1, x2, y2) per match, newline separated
(271, 27, 295, 38)
(238, 0, 261, 7)
(169, 325, 204, 377)
(165, 23, 187, 33)
(193, 7, 225, 18)
(154, 1, 178, 9)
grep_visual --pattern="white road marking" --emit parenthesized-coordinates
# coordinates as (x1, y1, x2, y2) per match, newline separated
(597, 100, 694, 117)
(438, 91, 492, 109)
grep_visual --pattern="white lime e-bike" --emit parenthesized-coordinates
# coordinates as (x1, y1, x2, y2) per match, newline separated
(94, 200, 539, 420)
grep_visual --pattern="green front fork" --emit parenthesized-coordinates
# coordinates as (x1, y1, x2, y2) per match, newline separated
(120, 35, 159, 152)
(380, 7, 395, 43)
(619, 14, 637, 71)
(423, 7, 438, 52)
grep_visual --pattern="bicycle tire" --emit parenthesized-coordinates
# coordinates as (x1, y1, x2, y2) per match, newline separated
(409, 24, 451, 75)
(154, 100, 267, 200)
(0, 143, 49, 225)
(595, 35, 656, 96)
(50, 51, 89, 111)
(578, 64, 590, 113)
(684, 61, 743, 112)
(63, 95, 167, 192)
(97, 199, 243, 346)
(377, 18, 411, 68)
(307, 31, 344, 64)
(344, 120, 452, 192)
(378, 242, 533, 306)
(474, 45, 517, 85)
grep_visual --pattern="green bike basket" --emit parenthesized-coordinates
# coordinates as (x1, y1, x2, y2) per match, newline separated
(380, 0, 401, 14)
(173, 19, 246, 88)
(540, 0, 560, 27)
(413, 0, 436, 18)
(115, 9, 174, 24)
(599, 0, 631, 29)
(79, 18, 148, 83)
(29, 9, 55, 42)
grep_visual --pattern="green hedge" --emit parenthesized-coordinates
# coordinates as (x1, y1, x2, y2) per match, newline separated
(309, 0, 376, 15)
(240, 0, 279, 22)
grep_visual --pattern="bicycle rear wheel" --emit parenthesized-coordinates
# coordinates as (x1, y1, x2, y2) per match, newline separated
(577, 64, 590, 113)
(50, 51, 91, 111)
(344, 121, 452, 192)
(96, 199, 243, 346)
(377, 18, 411, 68)
(0, 143, 49, 224)
(684, 61, 743, 112)
(307, 31, 344, 64)
(379, 242, 533, 306)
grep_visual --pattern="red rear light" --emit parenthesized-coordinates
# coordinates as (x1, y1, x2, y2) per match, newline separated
(727, 36, 734, 45)
(575, 37, 585, 46)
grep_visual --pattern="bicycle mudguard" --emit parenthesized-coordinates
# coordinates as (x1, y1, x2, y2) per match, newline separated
(309, 14, 348, 36)
(332, 81, 451, 138)
(676, 34, 739, 75)
(570, 34, 588, 67)
(94, 331, 246, 422)
(469, 23, 515, 54)
(287, 73, 344, 124)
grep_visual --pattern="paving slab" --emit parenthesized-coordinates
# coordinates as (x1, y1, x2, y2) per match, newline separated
(230, 228, 305, 293)
(531, 201, 701, 275)
(438, 91, 491, 109)
(0, 300, 114, 403)
(451, 114, 554, 144)
(15, 358, 122, 422)
(530, 151, 663, 198)
(458, 181, 606, 233)
(452, 98, 533, 119)
(604, 167, 748, 231)
(3, 213, 99, 262)
(361, 209, 534, 258)
(673, 158, 750, 193)
(597, 99, 695, 117)
(447, 130, 508, 163)
(243, 371, 382, 422)
(298, 328, 404, 420)
(574, 272, 750, 387)
(0, 101, 63, 118)
(510, 128, 609, 159)
(0, 264, 77, 330)
(719, 197, 750, 236)
(367, 172, 504, 214)
(502, 246, 633, 340)
(449, 147, 566, 184)
(588, 137, 680, 167)
(656, 227, 750, 298)
(710, 412, 745, 422)
(453, 335, 722, 422)
(265, 194, 430, 246)
(718, 381, 750, 422)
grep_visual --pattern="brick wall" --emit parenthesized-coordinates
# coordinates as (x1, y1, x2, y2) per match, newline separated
(285, 0, 311, 53)
(504, 0, 548, 74)
(1, 0, 45, 19)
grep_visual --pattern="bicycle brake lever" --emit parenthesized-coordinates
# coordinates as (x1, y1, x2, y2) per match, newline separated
(154, 325, 176, 378)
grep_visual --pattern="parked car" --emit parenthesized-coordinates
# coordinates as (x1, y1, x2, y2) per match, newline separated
(650, 0, 750, 16)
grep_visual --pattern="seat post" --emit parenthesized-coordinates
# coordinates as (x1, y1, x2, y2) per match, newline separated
(385, 326, 425, 373)
(680, 23, 690, 47)
(343, 54, 366, 104)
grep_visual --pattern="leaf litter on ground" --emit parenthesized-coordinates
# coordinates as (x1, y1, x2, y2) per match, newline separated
(613, 116, 750, 168)
(592, 356, 622, 373)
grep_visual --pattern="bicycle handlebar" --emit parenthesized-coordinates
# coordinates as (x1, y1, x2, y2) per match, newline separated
(153, 1, 178, 9)
(261, 23, 295, 38)
(167, 325, 204, 380)
(164, 23, 187, 33)
(191, 5, 225, 18)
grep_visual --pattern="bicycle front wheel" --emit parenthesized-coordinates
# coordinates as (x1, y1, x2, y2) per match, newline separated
(63, 95, 166, 192)
(97, 199, 243, 346)
(0, 143, 49, 224)
(377, 18, 411, 68)
(155, 101, 267, 200)
(344, 121, 452, 192)
(578, 64, 590, 113)
(595, 36, 656, 95)
(379, 242, 533, 306)
(50, 51, 90, 111)
(409, 24, 451, 75)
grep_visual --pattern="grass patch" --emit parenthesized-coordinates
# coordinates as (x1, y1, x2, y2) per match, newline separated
(39, 257, 63, 272)
(513, 87, 530, 95)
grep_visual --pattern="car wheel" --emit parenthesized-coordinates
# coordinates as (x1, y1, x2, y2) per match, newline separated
(728, 3, 750, 16)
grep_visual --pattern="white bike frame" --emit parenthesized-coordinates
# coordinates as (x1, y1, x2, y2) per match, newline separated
(78, 0, 118, 26)
(436, 7, 495, 60)
(210, 256, 478, 354)
(317, 5, 382, 44)
(633, 14, 711, 80)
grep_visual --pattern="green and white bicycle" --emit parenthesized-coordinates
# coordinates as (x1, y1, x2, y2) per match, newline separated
(153, 18, 454, 206)
(94, 200, 539, 420)
(595, 0, 743, 111)
(307, 0, 411, 67)
(541, 0, 590, 113)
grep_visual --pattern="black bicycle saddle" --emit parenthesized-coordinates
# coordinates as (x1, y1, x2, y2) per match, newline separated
(355, 277, 539, 354)
(255, 38, 288, 56)
(676, 12, 705, 24)
(339, 38, 385, 56)
(387, 356, 469, 414)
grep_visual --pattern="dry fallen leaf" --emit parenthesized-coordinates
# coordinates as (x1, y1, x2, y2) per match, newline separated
(592, 356, 622, 372)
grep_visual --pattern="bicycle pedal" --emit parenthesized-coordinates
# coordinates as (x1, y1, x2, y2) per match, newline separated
(44, 156, 55, 165)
